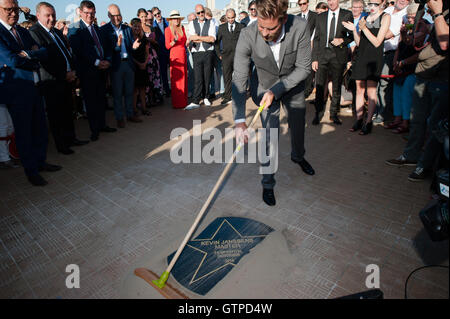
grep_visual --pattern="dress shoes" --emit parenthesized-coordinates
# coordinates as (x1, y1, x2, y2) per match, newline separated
(71, 139, 89, 146)
(100, 126, 117, 133)
(263, 188, 276, 206)
(128, 116, 143, 123)
(38, 163, 62, 172)
(330, 115, 342, 125)
(312, 112, 323, 125)
(117, 119, 125, 128)
(57, 147, 75, 155)
(221, 98, 231, 105)
(292, 158, 315, 176)
(27, 174, 48, 186)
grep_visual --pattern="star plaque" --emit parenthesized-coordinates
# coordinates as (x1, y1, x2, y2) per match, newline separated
(167, 217, 274, 295)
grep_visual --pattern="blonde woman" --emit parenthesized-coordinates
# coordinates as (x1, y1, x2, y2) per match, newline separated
(165, 10, 188, 108)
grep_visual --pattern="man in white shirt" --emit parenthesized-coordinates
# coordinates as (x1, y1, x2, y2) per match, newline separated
(185, 4, 217, 109)
(375, 0, 409, 124)
(241, 1, 258, 26)
(232, 0, 313, 206)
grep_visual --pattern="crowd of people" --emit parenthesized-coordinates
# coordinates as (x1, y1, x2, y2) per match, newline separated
(0, 0, 448, 190)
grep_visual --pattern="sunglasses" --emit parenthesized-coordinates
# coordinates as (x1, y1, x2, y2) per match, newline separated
(154, 12, 161, 16)
(249, 8, 256, 11)
(0, 6, 20, 14)
(299, 2, 308, 5)
(196, 10, 205, 14)
(367, 3, 381, 7)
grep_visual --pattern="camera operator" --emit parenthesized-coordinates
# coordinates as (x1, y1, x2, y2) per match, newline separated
(386, 0, 448, 182)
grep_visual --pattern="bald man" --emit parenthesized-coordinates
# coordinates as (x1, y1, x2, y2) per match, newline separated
(101, 4, 140, 128)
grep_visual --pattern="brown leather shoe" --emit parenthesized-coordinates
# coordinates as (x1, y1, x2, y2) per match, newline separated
(128, 116, 143, 123)
(117, 119, 125, 128)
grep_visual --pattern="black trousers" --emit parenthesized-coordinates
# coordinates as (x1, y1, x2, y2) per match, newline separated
(42, 80, 76, 151)
(80, 71, 107, 136)
(222, 54, 234, 100)
(315, 48, 347, 117)
(7, 87, 48, 177)
(192, 51, 214, 104)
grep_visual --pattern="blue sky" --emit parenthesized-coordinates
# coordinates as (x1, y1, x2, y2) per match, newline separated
(19, 0, 229, 23)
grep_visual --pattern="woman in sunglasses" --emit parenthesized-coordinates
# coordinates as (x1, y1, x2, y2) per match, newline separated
(343, 0, 391, 135)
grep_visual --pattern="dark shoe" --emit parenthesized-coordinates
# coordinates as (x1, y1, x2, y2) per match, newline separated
(385, 155, 417, 167)
(359, 121, 373, 135)
(408, 167, 429, 182)
(127, 116, 143, 123)
(330, 115, 342, 125)
(221, 98, 231, 105)
(90, 133, 99, 141)
(57, 147, 75, 155)
(263, 188, 276, 206)
(117, 119, 125, 128)
(292, 158, 315, 176)
(0, 160, 20, 169)
(38, 163, 62, 172)
(349, 118, 364, 132)
(384, 121, 401, 129)
(27, 174, 48, 186)
(101, 126, 117, 133)
(71, 139, 89, 146)
(391, 125, 409, 134)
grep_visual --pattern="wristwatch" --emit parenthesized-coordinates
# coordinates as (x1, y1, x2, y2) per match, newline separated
(432, 12, 443, 20)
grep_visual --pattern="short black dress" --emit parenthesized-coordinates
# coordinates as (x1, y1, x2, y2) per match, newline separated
(132, 36, 150, 88)
(351, 13, 385, 81)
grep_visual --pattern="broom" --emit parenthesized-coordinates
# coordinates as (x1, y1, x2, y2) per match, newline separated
(135, 103, 266, 299)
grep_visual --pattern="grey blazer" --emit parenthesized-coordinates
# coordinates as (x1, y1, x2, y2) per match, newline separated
(232, 15, 311, 121)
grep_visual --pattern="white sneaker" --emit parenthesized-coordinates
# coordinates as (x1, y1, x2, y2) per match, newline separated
(203, 98, 211, 106)
(184, 103, 200, 110)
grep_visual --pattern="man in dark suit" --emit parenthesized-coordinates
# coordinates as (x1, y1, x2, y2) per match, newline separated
(0, 0, 62, 186)
(297, 0, 317, 98)
(68, 0, 116, 142)
(101, 4, 140, 128)
(215, 8, 243, 105)
(29, 2, 89, 155)
(152, 7, 170, 97)
(311, 0, 353, 125)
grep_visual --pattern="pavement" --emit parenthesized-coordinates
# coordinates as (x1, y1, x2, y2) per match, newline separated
(0, 95, 448, 299)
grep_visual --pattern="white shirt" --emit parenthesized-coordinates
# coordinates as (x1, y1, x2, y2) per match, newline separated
(228, 22, 236, 33)
(248, 16, 258, 26)
(38, 21, 71, 72)
(0, 18, 40, 84)
(384, 5, 408, 52)
(111, 23, 128, 59)
(326, 7, 340, 47)
(300, 10, 309, 20)
(187, 19, 217, 52)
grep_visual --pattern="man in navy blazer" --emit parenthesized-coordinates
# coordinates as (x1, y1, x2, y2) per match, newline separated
(101, 4, 140, 128)
(0, 0, 62, 186)
(68, 0, 116, 142)
(152, 7, 170, 96)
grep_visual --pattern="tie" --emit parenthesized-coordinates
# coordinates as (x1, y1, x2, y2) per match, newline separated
(11, 26, 24, 49)
(329, 12, 336, 46)
(230, 24, 234, 33)
(89, 25, 104, 59)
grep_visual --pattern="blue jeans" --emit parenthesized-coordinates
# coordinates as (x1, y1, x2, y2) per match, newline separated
(393, 74, 415, 120)
(111, 62, 135, 120)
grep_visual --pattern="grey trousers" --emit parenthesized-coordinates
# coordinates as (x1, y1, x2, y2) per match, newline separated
(403, 77, 448, 162)
(111, 61, 135, 121)
(376, 50, 395, 121)
(259, 97, 306, 189)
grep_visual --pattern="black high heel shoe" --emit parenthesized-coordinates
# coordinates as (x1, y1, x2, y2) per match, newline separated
(349, 118, 364, 132)
(359, 121, 373, 135)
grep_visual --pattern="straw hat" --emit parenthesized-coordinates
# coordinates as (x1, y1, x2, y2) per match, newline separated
(167, 10, 184, 20)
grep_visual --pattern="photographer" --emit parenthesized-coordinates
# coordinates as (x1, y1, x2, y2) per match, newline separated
(386, 0, 448, 182)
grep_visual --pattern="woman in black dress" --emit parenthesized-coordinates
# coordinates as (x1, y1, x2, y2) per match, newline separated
(343, 0, 391, 135)
(130, 18, 150, 116)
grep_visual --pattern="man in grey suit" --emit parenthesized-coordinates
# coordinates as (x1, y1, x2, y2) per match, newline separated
(232, 0, 315, 207)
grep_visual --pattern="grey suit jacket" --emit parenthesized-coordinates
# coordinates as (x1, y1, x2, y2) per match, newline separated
(232, 15, 311, 121)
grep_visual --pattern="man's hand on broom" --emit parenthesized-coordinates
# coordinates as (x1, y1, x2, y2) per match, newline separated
(260, 90, 275, 110)
(235, 122, 249, 145)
